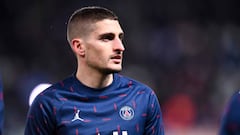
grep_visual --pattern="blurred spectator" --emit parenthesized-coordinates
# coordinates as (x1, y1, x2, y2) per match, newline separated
(163, 93, 196, 129)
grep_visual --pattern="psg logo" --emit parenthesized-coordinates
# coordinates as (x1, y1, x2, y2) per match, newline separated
(119, 106, 134, 120)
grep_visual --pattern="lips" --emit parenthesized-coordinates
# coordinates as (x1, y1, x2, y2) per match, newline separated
(111, 55, 121, 59)
(110, 55, 122, 63)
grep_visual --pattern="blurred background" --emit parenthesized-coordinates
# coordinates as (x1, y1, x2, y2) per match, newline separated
(1, 0, 240, 134)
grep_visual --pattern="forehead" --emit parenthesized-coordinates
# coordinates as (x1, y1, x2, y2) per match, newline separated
(93, 19, 123, 35)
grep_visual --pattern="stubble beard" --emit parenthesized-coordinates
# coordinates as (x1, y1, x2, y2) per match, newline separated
(100, 66, 122, 75)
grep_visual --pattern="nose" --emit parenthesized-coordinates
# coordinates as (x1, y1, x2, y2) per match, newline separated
(113, 38, 125, 52)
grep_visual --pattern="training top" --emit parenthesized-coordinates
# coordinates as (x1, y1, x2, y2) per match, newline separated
(219, 90, 240, 135)
(24, 73, 164, 135)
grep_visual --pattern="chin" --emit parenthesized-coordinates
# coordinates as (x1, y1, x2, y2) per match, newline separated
(110, 68, 122, 73)
(102, 67, 122, 74)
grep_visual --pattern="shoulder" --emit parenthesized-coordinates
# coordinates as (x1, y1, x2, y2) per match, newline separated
(229, 90, 240, 104)
(228, 90, 240, 102)
(233, 90, 240, 97)
(223, 90, 240, 114)
(116, 74, 155, 94)
(117, 74, 149, 86)
(32, 75, 75, 105)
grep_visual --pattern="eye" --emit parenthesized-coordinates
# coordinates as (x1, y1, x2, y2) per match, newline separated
(119, 33, 124, 41)
(99, 33, 115, 42)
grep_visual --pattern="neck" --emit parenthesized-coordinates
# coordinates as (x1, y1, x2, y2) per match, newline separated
(76, 66, 114, 89)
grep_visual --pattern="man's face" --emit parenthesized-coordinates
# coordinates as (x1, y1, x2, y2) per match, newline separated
(82, 19, 125, 74)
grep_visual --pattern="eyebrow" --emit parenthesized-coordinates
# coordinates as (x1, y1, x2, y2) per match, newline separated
(99, 33, 114, 40)
(98, 32, 124, 40)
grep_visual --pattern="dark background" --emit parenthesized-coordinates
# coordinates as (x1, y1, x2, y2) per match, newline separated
(1, 0, 240, 134)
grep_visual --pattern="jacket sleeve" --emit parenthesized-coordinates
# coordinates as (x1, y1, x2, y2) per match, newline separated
(145, 90, 164, 135)
(219, 91, 240, 135)
(24, 93, 56, 135)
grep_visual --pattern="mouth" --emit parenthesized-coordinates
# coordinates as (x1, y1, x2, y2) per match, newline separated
(110, 55, 122, 64)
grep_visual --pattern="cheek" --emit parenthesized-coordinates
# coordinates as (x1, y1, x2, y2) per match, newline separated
(86, 50, 106, 65)
(85, 44, 111, 65)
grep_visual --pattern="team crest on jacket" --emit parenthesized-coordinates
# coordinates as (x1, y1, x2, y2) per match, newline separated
(119, 106, 134, 120)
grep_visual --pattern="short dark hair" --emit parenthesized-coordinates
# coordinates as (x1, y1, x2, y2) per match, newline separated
(67, 6, 118, 43)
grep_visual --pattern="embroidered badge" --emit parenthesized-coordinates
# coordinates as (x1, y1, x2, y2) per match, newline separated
(119, 106, 134, 120)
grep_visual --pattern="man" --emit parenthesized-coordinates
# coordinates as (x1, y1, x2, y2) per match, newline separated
(219, 91, 240, 135)
(25, 6, 164, 135)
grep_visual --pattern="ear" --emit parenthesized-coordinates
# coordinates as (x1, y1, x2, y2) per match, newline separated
(71, 38, 85, 56)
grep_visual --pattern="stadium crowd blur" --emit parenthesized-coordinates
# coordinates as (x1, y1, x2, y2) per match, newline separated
(1, 0, 240, 134)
